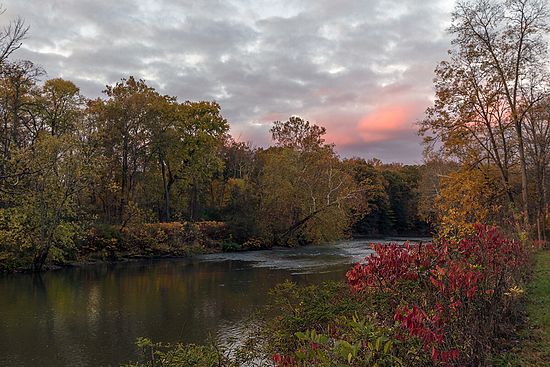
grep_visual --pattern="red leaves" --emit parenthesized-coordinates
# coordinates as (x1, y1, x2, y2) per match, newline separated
(394, 305, 444, 346)
(272, 353, 296, 366)
(346, 242, 435, 292)
(346, 224, 526, 366)
(432, 348, 460, 364)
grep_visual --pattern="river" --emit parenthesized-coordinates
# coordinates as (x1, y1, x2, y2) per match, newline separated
(0, 238, 425, 367)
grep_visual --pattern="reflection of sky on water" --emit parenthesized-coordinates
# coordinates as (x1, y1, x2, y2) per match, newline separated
(0, 237, 431, 367)
(200, 238, 430, 274)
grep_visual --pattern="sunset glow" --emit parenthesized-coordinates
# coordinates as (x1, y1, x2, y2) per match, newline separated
(5, 0, 455, 162)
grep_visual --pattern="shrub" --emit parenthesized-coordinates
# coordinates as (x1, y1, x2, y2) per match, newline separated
(221, 242, 241, 252)
(195, 221, 230, 241)
(349, 224, 526, 366)
(79, 221, 230, 260)
(242, 237, 270, 250)
(122, 338, 226, 367)
(273, 224, 529, 366)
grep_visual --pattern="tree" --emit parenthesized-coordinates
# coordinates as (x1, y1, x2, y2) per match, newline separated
(0, 60, 43, 163)
(163, 101, 228, 221)
(0, 111, 96, 271)
(420, 0, 550, 231)
(32, 78, 83, 137)
(255, 117, 359, 245)
(434, 167, 508, 240)
(523, 97, 550, 239)
(417, 157, 459, 225)
(271, 116, 326, 152)
(90, 77, 167, 224)
(0, 6, 28, 66)
(343, 158, 391, 235)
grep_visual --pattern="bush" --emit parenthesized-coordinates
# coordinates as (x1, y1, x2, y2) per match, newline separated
(80, 221, 230, 260)
(271, 224, 528, 366)
(195, 221, 230, 241)
(242, 237, 270, 250)
(221, 242, 241, 252)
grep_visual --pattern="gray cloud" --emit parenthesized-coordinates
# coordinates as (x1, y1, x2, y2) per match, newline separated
(4, 0, 455, 163)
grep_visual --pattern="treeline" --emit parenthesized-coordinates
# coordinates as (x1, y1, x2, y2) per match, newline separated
(0, 16, 428, 272)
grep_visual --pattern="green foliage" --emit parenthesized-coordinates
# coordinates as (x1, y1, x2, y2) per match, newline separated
(290, 318, 404, 367)
(256, 280, 389, 358)
(0, 127, 94, 271)
(221, 242, 241, 252)
(252, 117, 359, 245)
(123, 338, 225, 367)
(344, 158, 429, 236)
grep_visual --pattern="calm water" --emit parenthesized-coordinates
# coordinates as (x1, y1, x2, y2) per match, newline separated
(0, 238, 422, 367)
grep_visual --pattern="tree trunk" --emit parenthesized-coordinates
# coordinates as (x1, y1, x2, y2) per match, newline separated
(159, 151, 170, 222)
(515, 121, 530, 227)
(189, 180, 198, 221)
(120, 129, 129, 223)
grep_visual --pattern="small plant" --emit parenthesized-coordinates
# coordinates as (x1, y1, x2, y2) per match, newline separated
(221, 242, 241, 252)
(123, 337, 226, 367)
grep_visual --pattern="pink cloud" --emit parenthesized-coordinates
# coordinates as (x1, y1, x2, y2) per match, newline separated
(357, 103, 422, 143)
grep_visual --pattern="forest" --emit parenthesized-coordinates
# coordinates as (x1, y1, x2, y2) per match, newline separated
(0, 21, 430, 273)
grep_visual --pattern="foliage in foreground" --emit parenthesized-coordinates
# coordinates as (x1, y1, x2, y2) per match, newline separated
(125, 225, 530, 367)
(122, 338, 225, 367)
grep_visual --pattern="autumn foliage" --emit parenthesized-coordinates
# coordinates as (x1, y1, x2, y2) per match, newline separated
(273, 225, 528, 366)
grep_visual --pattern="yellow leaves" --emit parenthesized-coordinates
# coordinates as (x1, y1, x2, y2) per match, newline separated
(435, 167, 501, 239)
(108, 181, 121, 193)
(43, 78, 79, 97)
(504, 286, 525, 298)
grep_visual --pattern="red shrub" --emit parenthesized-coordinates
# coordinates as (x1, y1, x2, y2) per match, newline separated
(346, 224, 527, 366)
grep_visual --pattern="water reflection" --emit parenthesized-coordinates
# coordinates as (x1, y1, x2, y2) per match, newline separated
(0, 238, 419, 367)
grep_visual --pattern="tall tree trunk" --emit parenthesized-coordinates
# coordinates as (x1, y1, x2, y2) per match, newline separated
(120, 129, 129, 223)
(159, 151, 170, 222)
(515, 121, 530, 227)
(12, 84, 20, 148)
(189, 179, 198, 221)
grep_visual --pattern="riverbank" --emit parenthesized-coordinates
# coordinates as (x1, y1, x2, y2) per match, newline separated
(2, 219, 430, 273)
(1, 221, 245, 273)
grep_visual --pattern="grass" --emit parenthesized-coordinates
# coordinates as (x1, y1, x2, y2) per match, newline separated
(498, 250, 550, 366)
(522, 250, 550, 366)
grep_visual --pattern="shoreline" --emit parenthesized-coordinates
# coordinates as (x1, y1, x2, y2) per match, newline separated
(1, 233, 433, 275)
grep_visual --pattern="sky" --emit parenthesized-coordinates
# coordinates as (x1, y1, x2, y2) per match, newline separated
(4, 0, 456, 163)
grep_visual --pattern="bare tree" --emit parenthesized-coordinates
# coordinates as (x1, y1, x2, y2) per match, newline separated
(0, 6, 28, 67)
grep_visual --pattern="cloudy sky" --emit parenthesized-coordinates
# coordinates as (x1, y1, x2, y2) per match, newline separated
(4, 0, 455, 163)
